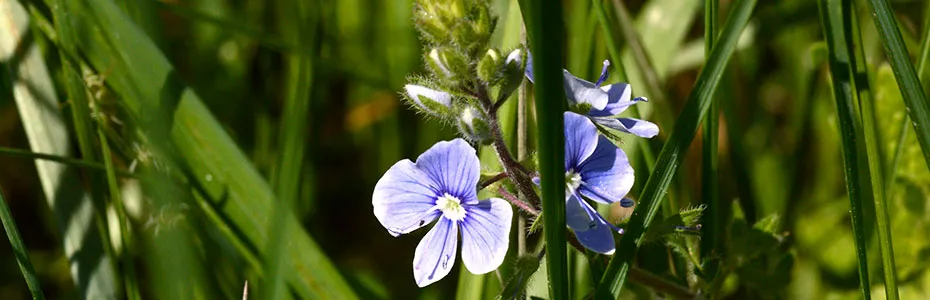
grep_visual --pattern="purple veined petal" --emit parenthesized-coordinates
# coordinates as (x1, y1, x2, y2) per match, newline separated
(415, 139, 481, 204)
(566, 193, 616, 255)
(413, 217, 459, 287)
(577, 135, 635, 204)
(460, 198, 513, 274)
(595, 117, 659, 138)
(564, 112, 600, 170)
(404, 84, 453, 115)
(563, 70, 608, 110)
(524, 52, 535, 83)
(373, 159, 443, 237)
(589, 83, 636, 117)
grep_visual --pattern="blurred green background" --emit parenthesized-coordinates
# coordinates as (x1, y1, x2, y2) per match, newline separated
(1, 0, 930, 299)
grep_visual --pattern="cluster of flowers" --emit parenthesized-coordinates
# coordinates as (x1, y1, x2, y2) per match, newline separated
(373, 53, 658, 286)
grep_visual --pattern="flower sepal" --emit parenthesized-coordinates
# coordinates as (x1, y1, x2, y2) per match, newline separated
(403, 83, 456, 120)
(427, 48, 470, 86)
(455, 104, 493, 144)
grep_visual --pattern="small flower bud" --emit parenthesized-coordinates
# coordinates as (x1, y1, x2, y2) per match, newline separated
(403, 84, 454, 118)
(426, 48, 469, 85)
(456, 105, 492, 144)
(477, 48, 501, 83)
(495, 49, 525, 102)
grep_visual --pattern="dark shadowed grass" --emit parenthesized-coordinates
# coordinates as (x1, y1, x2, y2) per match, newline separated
(0, 190, 45, 300)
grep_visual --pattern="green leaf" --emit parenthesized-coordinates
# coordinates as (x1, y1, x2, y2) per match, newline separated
(0, 188, 45, 299)
(595, 0, 758, 296)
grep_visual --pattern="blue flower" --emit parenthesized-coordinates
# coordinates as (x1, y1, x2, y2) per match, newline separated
(525, 54, 659, 138)
(373, 139, 513, 287)
(559, 112, 636, 254)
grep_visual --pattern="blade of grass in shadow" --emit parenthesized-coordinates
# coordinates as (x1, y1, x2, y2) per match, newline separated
(919, 1, 930, 94)
(97, 126, 141, 300)
(0, 147, 134, 176)
(848, 1, 899, 298)
(865, 0, 930, 170)
(519, 0, 568, 298)
(701, 0, 721, 260)
(595, 0, 757, 296)
(817, 0, 872, 297)
(263, 0, 317, 298)
(0, 190, 46, 300)
(47, 0, 358, 297)
(1, 2, 118, 298)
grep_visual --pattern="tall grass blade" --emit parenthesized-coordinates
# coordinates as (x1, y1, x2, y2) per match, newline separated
(817, 0, 873, 297)
(0, 189, 45, 299)
(701, 0, 721, 259)
(847, 1, 899, 298)
(519, 1, 569, 298)
(864, 0, 930, 170)
(595, 0, 757, 296)
(1, 1, 118, 298)
(97, 126, 141, 300)
(263, 0, 317, 298)
(47, 0, 357, 297)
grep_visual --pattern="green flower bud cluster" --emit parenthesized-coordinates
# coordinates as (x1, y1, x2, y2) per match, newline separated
(402, 0, 526, 145)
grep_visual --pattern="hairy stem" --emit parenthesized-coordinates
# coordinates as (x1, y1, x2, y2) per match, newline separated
(485, 95, 541, 207)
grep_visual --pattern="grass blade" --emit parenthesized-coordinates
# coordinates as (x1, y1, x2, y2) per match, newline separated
(0, 190, 45, 299)
(817, 0, 872, 297)
(519, 0, 568, 298)
(1, 1, 117, 297)
(97, 126, 141, 300)
(595, 0, 757, 296)
(848, 1, 899, 298)
(701, 0, 721, 259)
(263, 0, 317, 298)
(864, 0, 930, 170)
(47, 0, 358, 297)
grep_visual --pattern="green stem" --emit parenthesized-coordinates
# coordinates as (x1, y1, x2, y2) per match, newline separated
(817, 0, 873, 297)
(97, 126, 140, 300)
(0, 190, 46, 300)
(864, 0, 930, 171)
(519, 1, 569, 298)
(0, 147, 132, 177)
(596, 0, 757, 296)
(701, 0, 721, 260)
(848, 1, 898, 298)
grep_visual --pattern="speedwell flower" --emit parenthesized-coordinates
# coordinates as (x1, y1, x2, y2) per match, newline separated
(558, 112, 636, 254)
(525, 54, 659, 138)
(373, 139, 513, 287)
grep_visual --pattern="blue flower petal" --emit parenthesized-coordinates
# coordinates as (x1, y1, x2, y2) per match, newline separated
(564, 112, 599, 170)
(373, 159, 442, 237)
(413, 217, 458, 287)
(460, 198, 513, 274)
(566, 193, 616, 254)
(588, 83, 637, 117)
(563, 70, 608, 110)
(525, 52, 535, 83)
(594, 117, 659, 138)
(577, 136, 635, 204)
(415, 139, 481, 204)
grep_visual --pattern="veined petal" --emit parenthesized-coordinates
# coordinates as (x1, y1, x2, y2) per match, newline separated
(373, 159, 442, 236)
(564, 112, 599, 170)
(404, 84, 453, 116)
(415, 139, 480, 204)
(589, 83, 636, 117)
(595, 117, 659, 138)
(413, 217, 458, 287)
(460, 198, 513, 274)
(566, 193, 616, 254)
(563, 71, 608, 110)
(577, 135, 635, 204)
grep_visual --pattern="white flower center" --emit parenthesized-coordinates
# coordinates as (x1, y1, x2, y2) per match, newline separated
(566, 171, 582, 193)
(435, 193, 467, 221)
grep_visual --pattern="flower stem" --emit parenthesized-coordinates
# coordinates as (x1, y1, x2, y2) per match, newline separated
(486, 99, 541, 207)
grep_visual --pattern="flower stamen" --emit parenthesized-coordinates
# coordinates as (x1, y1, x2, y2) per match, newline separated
(435, 193, 467, 221)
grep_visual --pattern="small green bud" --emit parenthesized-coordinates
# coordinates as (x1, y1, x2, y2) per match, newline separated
(477, 48, 501, 83)
(426, 48, 470, 85)
(456, 105, 492, 144)
(495, 49, 525, 102)
(403, 84, 455, 119)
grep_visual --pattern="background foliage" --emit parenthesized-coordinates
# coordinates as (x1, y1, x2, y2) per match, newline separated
(1, 0, 929, 298)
